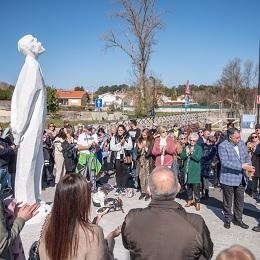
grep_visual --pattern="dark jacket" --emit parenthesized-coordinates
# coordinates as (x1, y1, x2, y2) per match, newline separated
(0, 139, 14, 169)
(122, 197, 213, 260)
(252, 143, 260, 178)
(61, 141, 77, 173)
(201, 144, 217, 177)
(3, 134, 16, 174)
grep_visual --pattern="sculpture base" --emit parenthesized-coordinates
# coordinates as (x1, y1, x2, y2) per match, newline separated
(26, 201, 51, 225)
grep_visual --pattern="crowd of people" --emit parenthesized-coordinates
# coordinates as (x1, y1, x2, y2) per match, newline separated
(0, 119, 260, 259)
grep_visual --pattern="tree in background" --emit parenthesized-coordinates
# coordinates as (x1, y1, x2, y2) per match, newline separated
(46, 86, 59, 114)
(0, 85, 14, 100)
(216, 57, 258, 113)
(95, 84, 130, 95)
(103, 0, 163, 116)
(74, 86, 85, 91)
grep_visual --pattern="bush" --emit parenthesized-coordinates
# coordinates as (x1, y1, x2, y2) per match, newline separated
(0, 88, 13, 100)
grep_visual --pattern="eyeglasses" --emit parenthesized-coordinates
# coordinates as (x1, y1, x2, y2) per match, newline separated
(181, 138, 186, 140)
(189, 139, 196, 142)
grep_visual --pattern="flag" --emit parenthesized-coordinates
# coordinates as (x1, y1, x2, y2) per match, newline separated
(184, 95, 190, 107)
(184, 80, 190, 107)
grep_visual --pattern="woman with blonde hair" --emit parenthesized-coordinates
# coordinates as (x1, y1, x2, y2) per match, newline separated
(74, 123, 83, 140)
(136, 128, 154, 200)
(152, 126, 175, 167)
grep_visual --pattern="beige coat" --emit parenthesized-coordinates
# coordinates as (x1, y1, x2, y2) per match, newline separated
(39, 223, 113, 260)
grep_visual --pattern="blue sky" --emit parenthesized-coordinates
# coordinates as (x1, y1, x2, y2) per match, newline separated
(0, 0, 259, 90)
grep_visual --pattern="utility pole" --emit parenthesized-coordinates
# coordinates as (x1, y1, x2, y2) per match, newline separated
(257, 40, 260, 124)
(149, 76, 156, 123)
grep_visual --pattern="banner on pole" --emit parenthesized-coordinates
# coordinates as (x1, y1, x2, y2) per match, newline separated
(184, 80, 190, 107)
(256, 95, 260, 104)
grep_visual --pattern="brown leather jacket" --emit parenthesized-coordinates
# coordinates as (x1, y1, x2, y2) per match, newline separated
(122, 197, 213, 260)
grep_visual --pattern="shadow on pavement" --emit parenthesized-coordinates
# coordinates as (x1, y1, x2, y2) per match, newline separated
(200, 194, 260, 222)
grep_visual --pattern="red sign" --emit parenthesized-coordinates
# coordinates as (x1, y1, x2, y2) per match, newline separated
(256, 95, 260, 104)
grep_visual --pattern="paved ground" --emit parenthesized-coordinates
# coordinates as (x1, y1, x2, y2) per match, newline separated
(20, 179, 260, 260)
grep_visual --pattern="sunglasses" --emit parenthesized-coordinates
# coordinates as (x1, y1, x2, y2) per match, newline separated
(252, 136, 258, 139)
(181, 137, 186, 140)
(189, 139, 196, 142)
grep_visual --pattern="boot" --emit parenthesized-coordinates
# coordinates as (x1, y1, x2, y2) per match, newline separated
(144, 194, 150, 201)
(185, 200, 193, 207)
(195, 203, 200, 211)
(205, 189, 209, 199)
(139, 193, 145, 200)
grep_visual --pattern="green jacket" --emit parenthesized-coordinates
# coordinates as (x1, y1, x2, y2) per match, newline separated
(180, 144, 202, 184)
(0, 200, 25, 260)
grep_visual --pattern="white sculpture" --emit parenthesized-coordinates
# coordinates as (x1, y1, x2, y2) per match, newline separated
(11, 35, 46, 204)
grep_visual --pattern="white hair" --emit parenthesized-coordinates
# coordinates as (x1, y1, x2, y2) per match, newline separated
(18, 34, 33, 56)
(188, 133, 199, 141)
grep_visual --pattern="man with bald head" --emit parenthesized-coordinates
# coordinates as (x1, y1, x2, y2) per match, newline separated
(122, 166, 213, 260)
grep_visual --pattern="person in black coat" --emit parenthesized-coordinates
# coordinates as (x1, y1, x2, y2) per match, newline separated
(62, 127, 77, 174)
(201, 136, 217, 199)
(42, 131, 55, 189)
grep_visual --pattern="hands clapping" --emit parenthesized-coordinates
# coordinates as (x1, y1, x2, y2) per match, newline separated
(242, 163, 255, 176)
(14, 202, 40, 221)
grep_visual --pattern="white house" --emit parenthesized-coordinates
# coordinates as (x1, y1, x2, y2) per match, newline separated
(98, 93, 123, 107)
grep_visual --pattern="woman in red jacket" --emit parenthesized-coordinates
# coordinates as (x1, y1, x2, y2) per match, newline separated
(152, 126, 175, 167)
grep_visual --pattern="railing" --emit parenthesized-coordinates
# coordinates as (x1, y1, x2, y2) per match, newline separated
(211, 118, 241, 130)
(97, 111, 220, 130)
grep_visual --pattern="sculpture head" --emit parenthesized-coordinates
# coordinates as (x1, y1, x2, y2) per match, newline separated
(18, 34, 45, 59)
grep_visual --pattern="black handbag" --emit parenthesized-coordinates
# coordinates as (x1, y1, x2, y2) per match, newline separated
(28, 241, 40, 260)
(28, 214, 49, 260)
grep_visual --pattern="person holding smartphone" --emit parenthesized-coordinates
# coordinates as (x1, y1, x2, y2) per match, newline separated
(110, 125, 132, 196)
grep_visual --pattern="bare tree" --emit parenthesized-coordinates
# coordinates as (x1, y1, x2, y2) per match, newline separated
(243, 59, 255, 88)
(103, 0, 163, 106)
(217, 58, 243, 112)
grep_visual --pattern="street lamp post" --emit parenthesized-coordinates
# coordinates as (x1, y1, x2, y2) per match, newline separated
(257, 40, 260, 124)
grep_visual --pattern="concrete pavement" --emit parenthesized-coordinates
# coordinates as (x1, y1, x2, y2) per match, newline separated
(20, 184, 260, 260)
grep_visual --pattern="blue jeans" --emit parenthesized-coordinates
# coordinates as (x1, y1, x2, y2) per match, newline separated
(82, 157, 97, 192)
(0, 168, 9, 191)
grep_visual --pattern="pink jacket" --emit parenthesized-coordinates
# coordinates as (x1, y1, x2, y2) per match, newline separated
(152, 136, 175, 167)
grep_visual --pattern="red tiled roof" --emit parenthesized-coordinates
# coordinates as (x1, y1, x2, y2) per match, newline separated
(56, 90, 86, 99)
